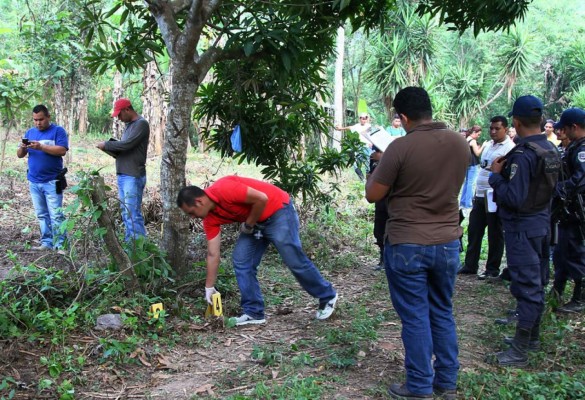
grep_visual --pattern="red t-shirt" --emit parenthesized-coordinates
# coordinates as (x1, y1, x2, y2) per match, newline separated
(203, 176, 290, 240)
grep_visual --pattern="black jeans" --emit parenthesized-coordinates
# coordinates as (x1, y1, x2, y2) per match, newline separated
(463, 196, 504, 274)
(374, 195, 389, 264)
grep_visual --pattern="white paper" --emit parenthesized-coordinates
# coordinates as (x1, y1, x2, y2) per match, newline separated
(486, 188, 498, 213)
(360, 126, 396, 152)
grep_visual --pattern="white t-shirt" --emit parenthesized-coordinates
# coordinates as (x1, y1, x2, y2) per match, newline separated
(475, 137, 516, 197)
(350, 123, 372, 145)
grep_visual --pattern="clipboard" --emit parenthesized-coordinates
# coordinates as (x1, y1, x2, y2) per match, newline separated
(361, 126, 396, 152)
(101, 138, 119, 158)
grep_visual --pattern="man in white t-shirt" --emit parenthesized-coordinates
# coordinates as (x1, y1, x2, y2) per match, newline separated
(336, 112, 372, 179)
(459, 116, 516, 280)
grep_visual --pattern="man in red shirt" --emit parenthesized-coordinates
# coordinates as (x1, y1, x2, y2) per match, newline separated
(177, 176, 338, 325)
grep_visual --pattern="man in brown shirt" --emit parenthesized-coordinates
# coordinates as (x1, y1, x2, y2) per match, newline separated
(366, 87, 469, 400)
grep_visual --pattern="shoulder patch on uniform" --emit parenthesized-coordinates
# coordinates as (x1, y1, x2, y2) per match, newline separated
(509, 163, 518, 180)
(578, 151, 585, 162)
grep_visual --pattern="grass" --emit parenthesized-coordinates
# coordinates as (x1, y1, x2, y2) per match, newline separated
(1, 143, 585, 399)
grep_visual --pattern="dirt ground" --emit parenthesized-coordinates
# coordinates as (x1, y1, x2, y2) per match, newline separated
(0, 144, 583, 400)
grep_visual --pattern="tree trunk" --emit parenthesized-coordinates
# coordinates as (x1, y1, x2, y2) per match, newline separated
(160, 65, 198, 276)
(333, 26, 345, 151)
(142, 60, 168, 156)
(89, 175, 139, 292)
(53, 77, 74, 165)
(383, 95, 394, 122)
(77, 94, 88, 136)
(112, 71, 125, 139)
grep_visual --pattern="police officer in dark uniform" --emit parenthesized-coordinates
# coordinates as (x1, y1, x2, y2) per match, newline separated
(369, 147, 389, 270)
(486, 95, 560, 367)
(552, 108, 585, 314)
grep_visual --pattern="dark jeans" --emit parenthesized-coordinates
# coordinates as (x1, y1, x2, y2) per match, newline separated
(505, 229, 549, 329)
(374, 196, 389, 264)
(464, 197, 504, 274)
(384, 240, 460, 395)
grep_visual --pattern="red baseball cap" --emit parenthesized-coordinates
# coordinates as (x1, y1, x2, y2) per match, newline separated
(111, 98, 132, 117)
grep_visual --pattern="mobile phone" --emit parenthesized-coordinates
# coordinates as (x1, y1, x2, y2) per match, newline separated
(22, 138, 30, 145)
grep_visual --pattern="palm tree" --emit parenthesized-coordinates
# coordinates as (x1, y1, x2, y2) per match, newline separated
(364, 1, 438, 121)
(480, 28, 534, 110)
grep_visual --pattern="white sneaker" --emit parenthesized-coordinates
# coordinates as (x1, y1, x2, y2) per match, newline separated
(316, 293, 338, 320)
(234, 314, 266, 326)
(31, 245, 51, 251)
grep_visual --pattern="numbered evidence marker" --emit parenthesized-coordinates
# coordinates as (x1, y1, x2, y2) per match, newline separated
(150, 303, 164, 319)
(205, 293, 223, 317)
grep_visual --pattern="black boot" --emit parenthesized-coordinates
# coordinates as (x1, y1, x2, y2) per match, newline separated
(503, 323, 540, 351)
(487, 326, 530, 367)
(557, 279, 584, 314)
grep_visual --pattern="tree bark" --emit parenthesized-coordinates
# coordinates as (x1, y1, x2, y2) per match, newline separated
(77, 97, 88, 136)
(89, 175, 139, 292)
(160, 65, 198, 276)
(333, 26, 345, 151)
(142, 59, 168, 156)
(112, 71, 125, 139)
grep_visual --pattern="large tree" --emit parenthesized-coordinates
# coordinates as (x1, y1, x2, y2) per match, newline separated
(79, 0, 532, 275)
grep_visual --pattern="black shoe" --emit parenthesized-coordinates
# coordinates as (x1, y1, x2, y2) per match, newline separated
(485, 274, 504, 284)
(478, 271, 499, 280)
(495, 313, 518, 325)
(503, 335, 540, 351)
(486, 327, 530, 367)
(388, 384, 432, 399)
(434, 387, 457, 400)
(457, 266, 477, 275)
(556, 300, 584, 314)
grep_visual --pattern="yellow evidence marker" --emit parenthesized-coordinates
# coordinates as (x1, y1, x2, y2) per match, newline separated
(150, 303, 164, 319)
(205, 293, 223, 317)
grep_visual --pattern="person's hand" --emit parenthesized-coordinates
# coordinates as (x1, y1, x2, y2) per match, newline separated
(490, 156, 506, 174)
(97, 142, 105, 150)
(27, 141, 43, 151)
(205, 287, 219, 304)
(370, 151, 382, 161)
(240, 222, 254, 234)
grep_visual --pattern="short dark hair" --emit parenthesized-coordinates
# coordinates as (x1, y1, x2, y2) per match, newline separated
(32, 104, 49, 116)
(490, 115, 508, 128)
(393, 87, 432, 122)
(515, 115, 542, 129)
(176, 186, 206, 207)
(393, 114, 401, 120)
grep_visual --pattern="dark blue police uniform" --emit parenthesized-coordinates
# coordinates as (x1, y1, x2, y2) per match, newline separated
(489, 135, 558, 330)
(552, 136, 585, 301)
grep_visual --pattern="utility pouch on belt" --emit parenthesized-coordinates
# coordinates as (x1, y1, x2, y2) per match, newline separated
(56, 168, 68, 194)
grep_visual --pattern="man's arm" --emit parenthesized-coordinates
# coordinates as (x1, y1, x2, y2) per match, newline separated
(489, 155, 531, 210)
(26, 141, 67, 156)
(102, 120, 149, 153)
(365, 177, 390, 203)
(205, 234, 221, 288)
(242, 187, 268, 227)
(16, 143, 27, 158)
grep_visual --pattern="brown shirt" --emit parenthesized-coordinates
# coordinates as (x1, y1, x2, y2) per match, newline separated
(371, 122, 469, 245)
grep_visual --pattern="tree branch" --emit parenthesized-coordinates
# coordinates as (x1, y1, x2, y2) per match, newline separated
(145, 0, 182, 58)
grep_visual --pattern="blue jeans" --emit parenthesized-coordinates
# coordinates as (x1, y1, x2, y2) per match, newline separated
(384, 240, 460, 395)
(117, 174, 147, 242)
(29, 180, 67, 249)
(459, 165, 479, 208)
(232, 200, 336, 319)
